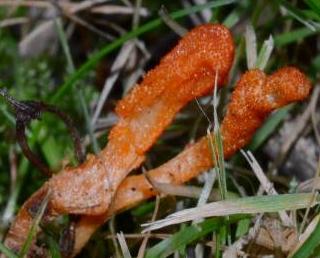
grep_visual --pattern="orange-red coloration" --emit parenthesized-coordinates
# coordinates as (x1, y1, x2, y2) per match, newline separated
(49, 24, 234, 216)
(3, 24, 234, 256)
(72, 67, 311, 255)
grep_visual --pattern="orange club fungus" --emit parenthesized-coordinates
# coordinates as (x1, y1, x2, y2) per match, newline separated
(2, 24, 311, 257)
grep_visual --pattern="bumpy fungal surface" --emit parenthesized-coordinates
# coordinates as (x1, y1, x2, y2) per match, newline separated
(2, 21, 312, 256)
(72, 67, 311, 255)
(49, 24, 234, 215)
(3, 24, 234, 256)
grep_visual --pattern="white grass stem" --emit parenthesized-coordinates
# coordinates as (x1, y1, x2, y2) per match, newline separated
(256, 35, 274, 70)
(245, 24, 257, 70)
(159, 6, 188, 36)
(142, 193, 317, 232)
(117, 232, 132, 258)
(241, 150, 293, 226)
(91, 41, 135, 126)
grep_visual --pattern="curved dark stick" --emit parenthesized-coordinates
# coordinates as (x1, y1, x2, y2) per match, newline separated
(0, 88, 85, 176)
(16, 120, 52, 177)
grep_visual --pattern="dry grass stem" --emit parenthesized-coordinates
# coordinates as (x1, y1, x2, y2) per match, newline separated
(241, 150, 293, 226)
(91, 41, 135, 126)
(245, 24, 257, 69)
(159, 6, 188, 37)
(137, 195, 160, 258)
(142, 193, 318, 232)
(117, 232, 132, 258)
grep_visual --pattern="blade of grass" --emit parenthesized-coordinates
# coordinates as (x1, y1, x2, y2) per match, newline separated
(245, 24, 257, 69)
(54, 17, 99, 153)
(195, 171, 217, 208)
(18, 191, 50, 257)
(241, 150, 292, 226)
(145, 215, 249, 258)
(50, 0, 236, 103)
(222, 8, 241, 27)
(256, 35, 274, 70)
(137, 195, 160, 258)
(280, 0, 317, 31)
(209, 73, 227, 201)
(117, 232, 132, 258)
(289, 214, 320, 258)
(109, 215, 121, 258)
(274, 27, 318, 47)
(0, 242, 18, 258)
(235, 218, 251, 238)
(248, 105, 293, 151)
(299, 158, 320, 234)
(210, 73, 229, 255)
(131, 201, 156, 217)
(305, 0, 320, 17)
(47, 236, 62, 258)
(194, 73, 218, 214)
(159, 6, 188, 36)
(142, 193, 319, 232)
(0, 103, 15, 124)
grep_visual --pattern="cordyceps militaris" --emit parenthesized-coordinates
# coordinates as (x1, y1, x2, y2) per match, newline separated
(2, 24, 311, 258)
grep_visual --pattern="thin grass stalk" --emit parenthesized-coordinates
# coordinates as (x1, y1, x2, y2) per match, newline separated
(54, 17, 100, 153)
(209, 72, 229, 254)
(299, 158, 320, 235)
(18, 191, 50, 257)
(116, 232, 132, 258)
(109, 216, 121, 258)
(256, 35, 274, 70)
(0, 242, 18, 258)
(245, 24, 257, 69)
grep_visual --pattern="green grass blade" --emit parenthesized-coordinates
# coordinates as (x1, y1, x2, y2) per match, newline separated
(211, 81, 227, 201)
(41, 135, 63, 169)
(131, 202, 155, 217)
(47, 236, 62, 258)
(280, 0, 317, 30)
(235, 218, 251, 238)
(305, 0, 320, 17)
(54, 17, 100, 153)
(289, 214, 320, 258)
(143, 193, 319, 231)
(248, 105, 292, 151)
(18, 191, 50, 258)
(274, 27, 318, 47)
(50, 0, 236, 103)
(256, 35, 274, 70)
(0, 242, 18, 258)
(222, 9, 241, 27)
(145, 215, 248, 258)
